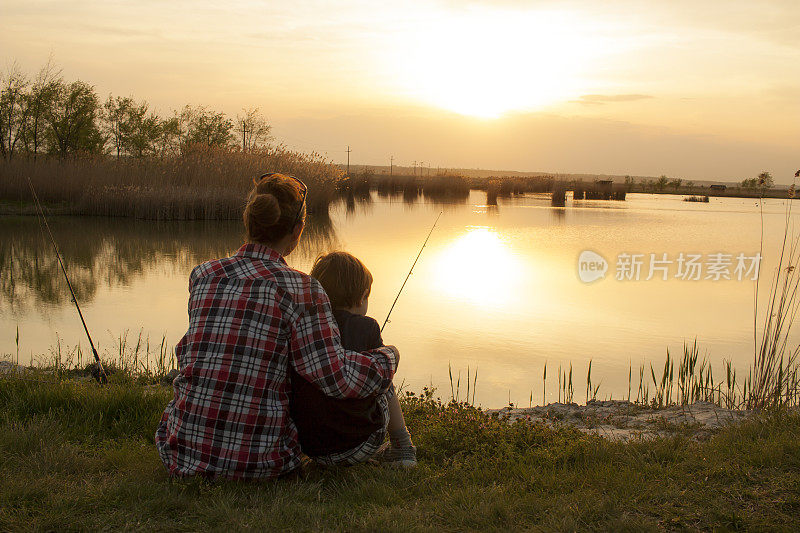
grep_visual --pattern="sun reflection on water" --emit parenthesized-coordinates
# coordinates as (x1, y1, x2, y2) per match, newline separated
(430, 226, 527, 308)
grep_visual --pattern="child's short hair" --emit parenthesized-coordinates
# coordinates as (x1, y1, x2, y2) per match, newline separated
(311, 251, 373, 309)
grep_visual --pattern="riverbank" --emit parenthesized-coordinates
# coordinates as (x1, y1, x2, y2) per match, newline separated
(490, 400, 755, 441)
(1, 372, 798, 530)
(4, 160, 791, 223)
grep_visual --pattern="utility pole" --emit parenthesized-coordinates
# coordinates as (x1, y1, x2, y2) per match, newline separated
(346, 145, 351, 176)
(390, 155, 394, 177)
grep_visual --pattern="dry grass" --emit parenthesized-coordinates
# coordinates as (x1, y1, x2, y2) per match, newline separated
(0, 144, 344, 220)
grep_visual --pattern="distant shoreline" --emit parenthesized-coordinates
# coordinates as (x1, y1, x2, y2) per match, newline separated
(0, 187, 792, 221)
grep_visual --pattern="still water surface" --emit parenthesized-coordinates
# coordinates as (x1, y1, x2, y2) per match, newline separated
(2, 192, 797, 407)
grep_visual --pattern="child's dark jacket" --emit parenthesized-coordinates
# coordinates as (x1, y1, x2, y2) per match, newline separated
(290, 309, 386, 456)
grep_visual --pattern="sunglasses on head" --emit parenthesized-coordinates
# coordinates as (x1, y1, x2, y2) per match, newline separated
(256, 172, 307, 229)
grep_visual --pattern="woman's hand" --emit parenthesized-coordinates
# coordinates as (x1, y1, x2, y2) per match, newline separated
(385, 345, 400, 369)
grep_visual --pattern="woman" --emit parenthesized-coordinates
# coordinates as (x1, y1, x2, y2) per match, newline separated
(155, 173, 399, 480)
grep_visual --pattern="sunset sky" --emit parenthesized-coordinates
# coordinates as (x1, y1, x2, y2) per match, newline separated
(2, 0, 798, 181)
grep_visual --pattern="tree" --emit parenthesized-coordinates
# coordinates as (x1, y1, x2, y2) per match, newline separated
(179, 105, 234, 149)
(44, 80, 104, 156)
(103, 95, 130, 159)
(102, 95, 161, 158)
(236, 107, 271, 152)
(669, 178, 683, 190)
(0, 63, 29, 160)
(128, 112, 161, 157)
(156, 115, 181, 156)
(757, 171, 774, 189)
(742, 172, 774, 190)
(656, 175, 669, 191)
(20, 59, 61, 159)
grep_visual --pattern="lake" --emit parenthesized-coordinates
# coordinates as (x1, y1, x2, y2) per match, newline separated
(2, 191, 797, 407)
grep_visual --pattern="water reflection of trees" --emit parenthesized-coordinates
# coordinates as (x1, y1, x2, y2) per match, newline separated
(1, 189, 473, 313)
(0, 213, 338, 313)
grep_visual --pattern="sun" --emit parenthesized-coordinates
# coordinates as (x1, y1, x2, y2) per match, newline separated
(429, 227, 526, 307)
(390, 7, 609, 118)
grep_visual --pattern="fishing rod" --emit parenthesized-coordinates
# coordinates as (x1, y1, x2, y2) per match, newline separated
(27, 177, 108, 383)
(381, 211, 442, 333)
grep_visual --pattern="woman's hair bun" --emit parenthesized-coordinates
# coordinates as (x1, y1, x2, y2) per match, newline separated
(243, 173, 305, 245)
(244, 193, 281, 242)
(249, 193, 281, 226)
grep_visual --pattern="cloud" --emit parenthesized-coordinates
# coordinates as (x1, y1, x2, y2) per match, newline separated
(74, 23, 165, 40)
(573, 94, 654, 106)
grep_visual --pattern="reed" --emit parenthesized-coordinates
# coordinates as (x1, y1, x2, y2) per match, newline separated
(586, 359, 592, 404)
(338, 169, 374, 197)
(363, 173, 474, 204)
(747, 188, 800, 409)
(6, 332, 799, 412)
(636, 365, 648, 404)
(439, 336, 797, 410)
(542, 361, 547, 406)
(566, 363, 573, 403)
(368, 173, 419, 198)
(550, 185, 566, 207)
(476, 176, 554, 195)
(553, 363, 575, 403)
(420, 175, 470, 203)
(0, 144, 343, 220)
(610, 187, 627, 201)
(586, 359, 600, 403)
(12, 329, 177, 383)
(448, 362, 454, 401)
(447, 363, 479, 405)
(558, 363, 562, 403)
(683, 195, 710, 203)
(627, 362, 632, 402)
(486, 180, 499, 205)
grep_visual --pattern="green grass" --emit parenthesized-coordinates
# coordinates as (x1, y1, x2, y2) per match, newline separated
(1, 376, 799, 531)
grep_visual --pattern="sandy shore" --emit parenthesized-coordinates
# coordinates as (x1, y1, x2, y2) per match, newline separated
(488, 400, 755, 441)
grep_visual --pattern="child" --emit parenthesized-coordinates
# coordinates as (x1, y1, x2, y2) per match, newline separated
(290, 251, 416, 467)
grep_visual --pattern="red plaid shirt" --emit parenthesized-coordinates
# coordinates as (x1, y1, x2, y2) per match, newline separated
(155, 243, 397, 479)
